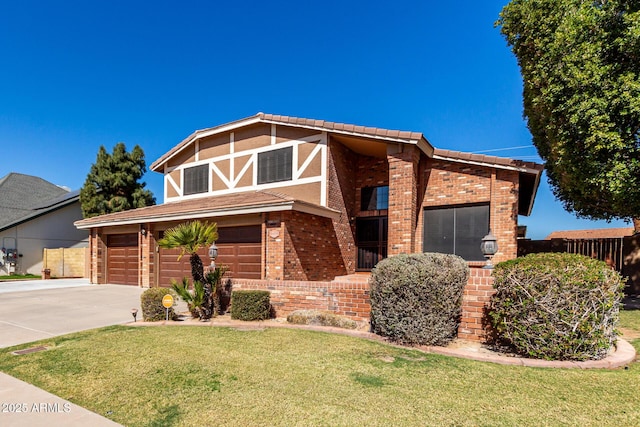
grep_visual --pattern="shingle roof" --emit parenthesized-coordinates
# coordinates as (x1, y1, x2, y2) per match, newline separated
(74, 190, 340, 229)
(545, 228, 635, 240)
(0, 173, 74, 230)
(433, 148, 544, 174)
(151, 113, 432, 172)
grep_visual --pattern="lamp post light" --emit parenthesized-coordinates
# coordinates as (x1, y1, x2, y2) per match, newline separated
(131, 308, 138, 322)
(480, 230, 498, 269)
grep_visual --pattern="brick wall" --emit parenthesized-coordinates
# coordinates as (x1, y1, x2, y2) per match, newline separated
(458, 268, 495, 341)
(231, 266, 495, 341)
(327, 139, 358, 274)
(231, 278, 370, 321)
(387, 146, 420, 256)
(282, 211, 347, 281)
(88, 229, 106, 284)
(418, 159, 519, 263)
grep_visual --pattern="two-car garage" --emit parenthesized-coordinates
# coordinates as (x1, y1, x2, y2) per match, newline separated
(105, 225, 261, 287)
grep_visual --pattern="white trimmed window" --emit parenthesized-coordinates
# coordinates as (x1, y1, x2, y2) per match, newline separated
(257, 147, 293, 184)
(184, 164, 209, 195)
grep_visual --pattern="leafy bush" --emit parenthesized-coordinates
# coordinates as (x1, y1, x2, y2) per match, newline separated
(287, 310, 358, 329)
(141, 287, 179, 321)
(489, 253, 624, 361)
(370, 253, 469, 345)
(230, 290, 271, 321)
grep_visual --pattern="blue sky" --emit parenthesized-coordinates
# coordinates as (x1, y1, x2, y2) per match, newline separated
(0, 1, 630, 239)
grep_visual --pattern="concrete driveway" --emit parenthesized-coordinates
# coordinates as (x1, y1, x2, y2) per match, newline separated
(0, 279, 146, 348)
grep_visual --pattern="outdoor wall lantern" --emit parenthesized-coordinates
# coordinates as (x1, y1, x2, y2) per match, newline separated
(208, 243, 218, 260)
(480, 230, 498, 269)
(208, 243, 218, 272)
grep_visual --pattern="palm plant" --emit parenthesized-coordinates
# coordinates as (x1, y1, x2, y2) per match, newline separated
(170, 277, 205, 318)
(158, 220, 218, 319)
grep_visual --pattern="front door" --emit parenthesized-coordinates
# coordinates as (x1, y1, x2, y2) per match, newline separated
(356, 217, 388, 270)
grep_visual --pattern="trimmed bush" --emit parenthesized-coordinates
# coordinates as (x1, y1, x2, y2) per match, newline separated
(489, 253, 624, 361)
(141, 287, 179, 321)
(287, 310, 358, 329)
(370, 253, 469, 346)
(231, 290, 271, 321)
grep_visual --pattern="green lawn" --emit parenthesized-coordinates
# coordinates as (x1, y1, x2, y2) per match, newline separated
(0, 314, 639, 427)
(0, 273, 41, 281)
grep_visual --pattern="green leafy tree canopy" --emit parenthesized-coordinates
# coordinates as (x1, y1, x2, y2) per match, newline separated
(497, 0, 640, 229)
(80, 142, 155, 218)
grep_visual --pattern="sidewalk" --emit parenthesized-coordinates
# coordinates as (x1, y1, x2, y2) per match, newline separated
(0, 372, 122, 427)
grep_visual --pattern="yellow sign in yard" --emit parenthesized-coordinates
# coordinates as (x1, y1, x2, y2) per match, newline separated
(162, 294, 174, 308)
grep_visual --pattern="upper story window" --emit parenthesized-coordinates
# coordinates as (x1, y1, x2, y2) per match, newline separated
(258, 147, 293, 184)
(361, 186, 389, 211)
(423, 204, 489, 261)
(184, 164, 209, 195)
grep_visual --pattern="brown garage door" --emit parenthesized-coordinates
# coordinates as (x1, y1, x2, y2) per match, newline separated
(158, 225, 261, 287)
(107, 234, 139, 286)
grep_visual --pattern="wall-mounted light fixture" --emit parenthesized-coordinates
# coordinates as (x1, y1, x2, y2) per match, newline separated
(140, 225, 147, 236)
(480, 230, 498, 269)
(208, 243, 218, 260)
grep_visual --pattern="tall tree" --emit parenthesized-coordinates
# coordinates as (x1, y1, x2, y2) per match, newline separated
(80, 143, 155, 218)
(157, 221, 219, 320)
(497, 0, 640, 232)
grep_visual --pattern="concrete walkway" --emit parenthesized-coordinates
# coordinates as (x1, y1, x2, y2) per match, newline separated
(0, 372, 121, 427)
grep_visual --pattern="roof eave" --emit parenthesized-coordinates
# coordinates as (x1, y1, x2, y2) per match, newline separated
(151, 114, 436, 171)
(74, 200, 340, 230)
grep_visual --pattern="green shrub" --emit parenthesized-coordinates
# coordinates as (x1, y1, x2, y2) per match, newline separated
(369, 253, 469, 346)
(231, 290, 271, 321)
(287, 310, 358, 329)
(489, 253, 624, 361)
(141, 287, 179, 321)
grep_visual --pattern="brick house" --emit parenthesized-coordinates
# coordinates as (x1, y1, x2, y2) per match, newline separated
(75, 113, 543, 337)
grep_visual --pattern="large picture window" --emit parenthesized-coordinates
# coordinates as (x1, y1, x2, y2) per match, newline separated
(183, 164, 209, 195)
(258, 147, 293, 184)
(361, 186, 389, 211)
(423, 204, 489, 261)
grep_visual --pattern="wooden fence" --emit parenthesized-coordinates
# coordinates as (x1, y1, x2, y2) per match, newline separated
(518, 235, 640, 294)
(43, 248, 87, 278)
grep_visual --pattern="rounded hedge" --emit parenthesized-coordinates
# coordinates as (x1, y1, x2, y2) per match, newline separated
(489, 252, 624, 361)
(141, 287, 179, 321)
(370, 253, 469, 346)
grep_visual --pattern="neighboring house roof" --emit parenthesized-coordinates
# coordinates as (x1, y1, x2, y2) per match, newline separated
(151, 112, 435, 172)
(545, 228, 635, 240)
(0, 173, 78, 232)
(74, 190, 340, 229)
